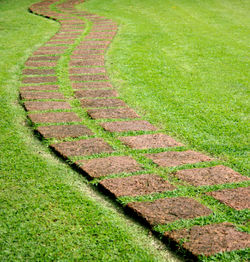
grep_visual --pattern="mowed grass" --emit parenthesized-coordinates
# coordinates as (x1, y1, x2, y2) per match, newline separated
(80, 0, 250, 175)
(0, 0, 180, 261)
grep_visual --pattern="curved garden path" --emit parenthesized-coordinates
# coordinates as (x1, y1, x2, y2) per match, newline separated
(20, 0, 249, 259)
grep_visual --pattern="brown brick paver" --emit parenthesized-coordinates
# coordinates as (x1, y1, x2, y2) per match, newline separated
(81, 99, 126, 108)
(22, 76, 57, 84)
(24, 101, 71, 111)
(20, 91, 64, 100)
(28, 112, 81, 123)
(20, 85, 58, 91)
(75, 89, 118, 98)
(87, 108, 140, 119)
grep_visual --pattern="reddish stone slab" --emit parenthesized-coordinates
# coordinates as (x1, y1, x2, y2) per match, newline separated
(46, 40, 75, 45)
(100, 174, 176, 197)
(76, 156, 142, 178)
(38, 46, 68, 50)
(69, 67, 106, 74)
(70, 75, 108, 81)
(101, 120, 158, 132)
(81, 98, 126, 108)
(165, 223, 250, 257)
(72, 82, 112, 89)
(28, 112, 81, 123)
(25, 61, 57, 67)
(73, 49, 105, 55)
(75, 89, 117, 98)
(71, 54, 104, 60)
(87, 108, 140, 119)
(24, 101, 71, 111)
(127, 197, 212, 226)
(22, 76, 57, 84)
(174, 165, 249, 186)
(55, 32, 81, 36)
(119, 134, 184, 149)
(51, 138, 113, 157)
(50, 36, 77, 40)
(69, 60, 105, 66)
(27, 56, 60, 61)
(77, 44, 108, 49)
(146, 150, 213, 167)
(22, 69, 55, 75)
(20, 91, 64, 100)
(37, 124, 93, 139)
(85, 34, 114, 40)
(207, 187, 250, 210)
(33, 50, 65, 55)
(20, 85, 58, 91)
(80, 40, 111, 45)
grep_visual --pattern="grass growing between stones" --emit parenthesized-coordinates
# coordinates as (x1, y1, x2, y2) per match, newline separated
(0, 0, 181, 261)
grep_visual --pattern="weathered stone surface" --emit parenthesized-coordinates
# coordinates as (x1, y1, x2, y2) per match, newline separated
(69, 67, 106, 74)
(69, 75, 108, 81)
(22, 69, 55, 75)
(33, 50, 65, 55)
(76, 156, 142, 178)
(101, 120, 158, 132)
(25, 61, 57, 67)
(87, 108, 140, 119)
(100, 174, 176, 197)
(72, 82, 112, 89)
(22, 76, 57, 84)
(81, 98, 126, 108)
(73, 49, 105, 55)
(69, 60, 105, 66)
(20, 85, 58, 91)
(119, 134, 184, 149)
(71, 54, 104, 60)
(165, 223, 250, 256)
(27, 56, 60, 61)
(20, 91, 64, 100)
(75, 89, 118, 98)
(37, 124, 93, 139)
(28, 112, 81, 123)
(127, 197, 212, 226)
(24, 101, 70, 111)
(146, 150, 212, 167)
(174, 165, 249, 186)
(51, 138, 114, 157)
(207, 187, 250, 210)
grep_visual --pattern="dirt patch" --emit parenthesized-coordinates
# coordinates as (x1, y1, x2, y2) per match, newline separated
(51, 138, 114, 157)
(81, 98, 126, 108)
(76, 156, 142, 178)
(25, 61, 57, 67)
(146, 150, 212, 167)
(101, 120, 157, 132)
(22, 76, 57, 84)
(87, 108, 139, 119)
(72, 82, 112, 89)
(119, 134, 184, 149)
(22, 69, 55, 75)
(165, 222, 250, 256)
(127, 197, 212, 226)
(174, 165, 249, 186)
(69, 67, 106, 74)
(207, 187, 250, 210)
(75, 89, 117, 98)
(28, 112, 81, 123)
(24, 101, 70, 111)
(20, 85, 58, 91)
(37, 124, 93, 139)
(100, 174, 176, 197)
(20, 91, 64, 100)
(70, 75, 108, 81)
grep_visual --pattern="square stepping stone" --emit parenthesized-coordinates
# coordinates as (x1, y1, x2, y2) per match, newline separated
(72, 82, 112, 89)
(101, 120, 157, 132)
(76, 156, 142, 178)
(174, 165, 249, 186)
(87, 108, 140, 119)
(81, 98, 126, 108)
(37, 124, 93, 139)
(146, 150, 212, 167)
(27, 56, 60, 61)
(75, 89, 117, 98)
(119, 133, 184, 149)
(99, 174, 176, 197)
(70, 75, 108, 81)
(165, 223, 250, 257)
(20, 85, 58, 91)
(69, 67, 106, 74)
(25, 61, 57, 67)
(20, 91, 64, 100)
(22, 69, 55, 75)
(207, 187, 250, 210)
(22, 76, 57, 84)
(127, 197, 212, 226)
(51, 138, 114, 157)
(24, 101, 71, 111)
(28, 112, 81, 123)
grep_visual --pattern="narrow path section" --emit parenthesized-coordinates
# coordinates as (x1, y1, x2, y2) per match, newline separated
(20, 0, 250, 260)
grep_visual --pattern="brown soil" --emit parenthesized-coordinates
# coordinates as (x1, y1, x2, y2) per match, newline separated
(165, 222, 250, 256)
(100, 174, 176, 197)
(69, 67, 106, 74)
(174, 165, 249, 186)
(37, 124, 93, 139)
(76, 156, 142, 178)
(75, 89, 118, 98)
(22, 69, 55, 75)
(69, 75, 108, 81)
(146, 150, 213, 167)
(207, 187, 250, 210)
(24, 101, 70, 111)
(101, 120, 158, 132)
(22, 76, 57, 84)
(119, 133, 184, 149)
(20, 85, 58, 91)
(20, 91, 64, 100)
(51, 138, 114, 157)
(81, 98, 126, 108)
(28, 112, 81, 123)
(87, 108, 140, 119)
(127, 197, 212, 226)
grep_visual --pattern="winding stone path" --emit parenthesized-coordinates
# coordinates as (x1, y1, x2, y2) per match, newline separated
(20, 0, 249, 259)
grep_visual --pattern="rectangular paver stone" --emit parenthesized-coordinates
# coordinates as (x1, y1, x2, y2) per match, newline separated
(20, 85, 58, 91)
(72, 82, 112, 89)
(81, 98, 126, 108)
(24, 101, 71, 111)
(22, 69, 55, 75)
(22, 76, 57, 84)
(87, 108, 140, 119)
(75, 89, 118, 98)
(28, 112, 81, 123)
(70, 75, 108, 81)
(69, 67, 106, 74)
(20, 91, 64, 100)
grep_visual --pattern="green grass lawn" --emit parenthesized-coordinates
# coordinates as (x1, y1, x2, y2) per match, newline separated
(0, 0, 180, 261)
(80, 0, 250, 176)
